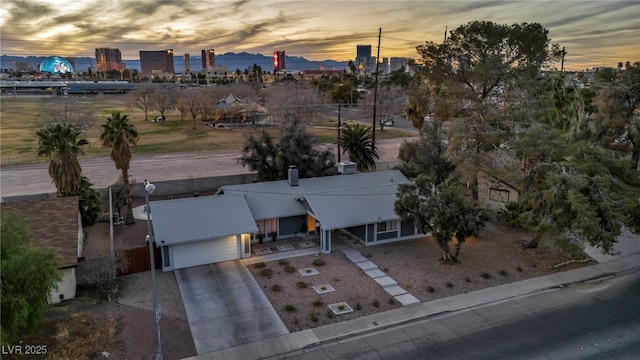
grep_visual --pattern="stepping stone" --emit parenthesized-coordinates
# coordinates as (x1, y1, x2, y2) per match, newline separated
(355, 260, 378, 271)
(374, 276, 398, 288)
(276, 244, 294, 252)
(255, 248, 272, 255)
(364, 268, 386, 279)
(342, 249, 368, 263)
(297, 241, 316, 248)
(384, 285, 408, 297)
(395, 293, 420, 306)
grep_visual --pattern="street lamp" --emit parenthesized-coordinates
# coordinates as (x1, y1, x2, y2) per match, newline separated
(144, 180, 163, 360)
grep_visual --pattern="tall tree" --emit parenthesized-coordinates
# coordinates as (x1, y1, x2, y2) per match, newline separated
(265, 83, 328, 125)
(338, 123, 379, 172)
(239, 122, 337, 181)
(395, 175, 490, 262)
(396, 129, 453, 183)
(36, 122, 89, 196)
(1, 213, 61, 345)
(151, 87, 178, 121)
(77, 176, 102, 226)
(100, 111, 138, 224)
(359, 84, 406, 132)
(127, 89, 152, 121)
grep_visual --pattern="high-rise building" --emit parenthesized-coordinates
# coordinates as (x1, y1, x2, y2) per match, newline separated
(274, 50, 285, 72)
(140, 49, 175, 75)
(95, 48, 124, 72)
(390, 57, 411, 72)
(184, 53, 191, 73)
(201, 49, 215, 70)
(356, 45, 372, 70)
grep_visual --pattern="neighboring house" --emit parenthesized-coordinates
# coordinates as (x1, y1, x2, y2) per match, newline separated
(151, 168, 421, 271)
(1, 196, 84, 303)
(476, 170, 520, 211)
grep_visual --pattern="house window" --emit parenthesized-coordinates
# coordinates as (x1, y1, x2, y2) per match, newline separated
(489, 188, 510, 203)
(377, 221, 398, 233)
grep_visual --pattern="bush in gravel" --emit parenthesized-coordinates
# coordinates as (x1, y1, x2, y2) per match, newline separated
(284, 265, 296, 273)
(517, 265, 523, 272)
(388, 298, 396, 305)
(279, 259, 290, 266)
(312, 258, 326, 266)
(310, 312, 319, 322)
(261, 268, 273, 276)
(312, 299, 323, 307)
(426, 286, 435, 293)
(284, 304, 296, 312)
(271, 284, 283, 292)
(254, 262, 266, 269)
(445, 282, 453, 288)
(464, 277, 472, 283)
(499, 269, 508, 276)
(327, 310, 334, 319)
(481, 272, 491, 279)
(373, 300, 380, 308)
(355, 302, 362, 310)
(296, 281, 308, 289)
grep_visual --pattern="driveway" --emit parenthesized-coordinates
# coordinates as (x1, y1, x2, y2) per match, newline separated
(175, 261, 289, 354)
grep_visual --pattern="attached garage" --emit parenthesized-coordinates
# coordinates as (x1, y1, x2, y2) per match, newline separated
(150, 194, 257, 271)
(172, 235, 240, 270)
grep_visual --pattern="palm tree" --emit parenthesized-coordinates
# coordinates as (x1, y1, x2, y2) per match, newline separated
(338, 123, 379, 172)
(100, 111, 138, 224)
(36, 122, 89, 196)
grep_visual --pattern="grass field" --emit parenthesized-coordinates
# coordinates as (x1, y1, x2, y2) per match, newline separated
(0, 95, 410, 166)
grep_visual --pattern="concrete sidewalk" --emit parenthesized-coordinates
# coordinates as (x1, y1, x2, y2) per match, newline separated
(183, 250, 640, 360)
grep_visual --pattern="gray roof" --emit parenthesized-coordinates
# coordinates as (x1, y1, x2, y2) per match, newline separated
(222, 170, 408, 223)
(150, 194, 257, 245)
(304, 183, 401, 230)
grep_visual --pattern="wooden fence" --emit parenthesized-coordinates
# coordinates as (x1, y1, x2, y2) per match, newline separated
(117, 245, 161, 277)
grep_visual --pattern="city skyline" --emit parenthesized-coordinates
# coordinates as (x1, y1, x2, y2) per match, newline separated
(0, 0, 638, 71)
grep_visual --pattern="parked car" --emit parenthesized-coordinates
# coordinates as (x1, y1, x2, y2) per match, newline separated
(383, 120, 394, 127)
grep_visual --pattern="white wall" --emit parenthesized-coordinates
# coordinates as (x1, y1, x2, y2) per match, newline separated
(50, 267, 77, 304)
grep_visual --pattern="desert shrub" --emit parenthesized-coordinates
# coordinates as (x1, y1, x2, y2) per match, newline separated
(296, 281, 308, 289)
(516, 265, 523, 272)
(464, 277, 472, 283)
(327, 310, 334, 318)
(312, 299, 323, 307)
(337, 303, 345, 310)
(445, 282, 453, 288)
(373, 300, 380, 308)
(310, 312, 319, 322)
(355, 302, 362, 310)
(278, 259, 290, 266)
(284, 304, 296, 312)
(388, 298, 395, 305)
(499, 269, 508, 276)
(261, 268, 273, 276)
(271, 284, 282, 292)
(481, 272, 491, 279)
(312, 258, 326, 266)
(284, 266, 296, 273)
(426, 286, 435, 293)
(254, 262, 266, 269)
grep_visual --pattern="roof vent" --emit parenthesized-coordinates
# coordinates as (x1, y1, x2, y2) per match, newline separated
(337, 161, 356, 175)
(288, 165, 299, 186)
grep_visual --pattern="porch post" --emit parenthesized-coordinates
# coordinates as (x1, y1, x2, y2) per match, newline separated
(321, 229, 331, 254)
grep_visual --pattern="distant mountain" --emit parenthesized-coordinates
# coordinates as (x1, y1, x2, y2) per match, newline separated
(1, 52, 349, 73)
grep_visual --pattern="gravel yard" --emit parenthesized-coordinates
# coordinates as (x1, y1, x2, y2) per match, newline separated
(249, 221, 593, 331)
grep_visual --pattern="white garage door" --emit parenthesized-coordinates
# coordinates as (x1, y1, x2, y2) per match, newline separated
(172, 235, 239, 269)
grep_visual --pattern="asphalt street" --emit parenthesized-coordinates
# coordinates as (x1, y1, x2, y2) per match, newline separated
(284, 271, 640, 360)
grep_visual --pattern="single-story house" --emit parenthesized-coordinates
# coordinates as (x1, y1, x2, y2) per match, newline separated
(150, 167, 422, 271)
(476, 170, 520, 211)
(1, 196, 84, 303)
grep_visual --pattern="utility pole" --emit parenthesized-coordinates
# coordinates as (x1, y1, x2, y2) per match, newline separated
(337, 105, 341, 163)
(561, 47, 566, 72)
(372, 27, 381, 146)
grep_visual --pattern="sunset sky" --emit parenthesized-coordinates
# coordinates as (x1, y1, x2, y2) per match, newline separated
(0, 0, 637, 71)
